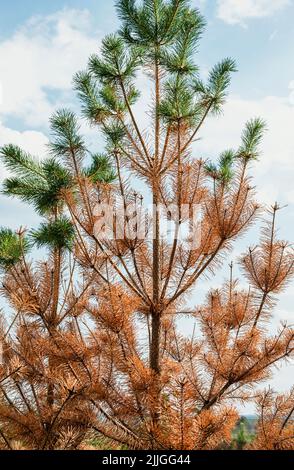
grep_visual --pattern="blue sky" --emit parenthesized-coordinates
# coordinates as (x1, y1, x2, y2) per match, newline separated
(0, 0, 293, 412)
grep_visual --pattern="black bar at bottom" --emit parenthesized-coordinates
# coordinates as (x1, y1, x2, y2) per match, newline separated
(0, 450, 293, 467)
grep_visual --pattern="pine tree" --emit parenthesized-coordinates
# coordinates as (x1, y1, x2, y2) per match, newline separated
(0, 0, 293, 450)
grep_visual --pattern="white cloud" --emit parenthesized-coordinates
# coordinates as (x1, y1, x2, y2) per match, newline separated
(0, 8, 100, 194)
(217, 0, 291, 26)
(0, 122, 48, 156)
(0, 9, 100, 127)
(0, 121, 49, 182)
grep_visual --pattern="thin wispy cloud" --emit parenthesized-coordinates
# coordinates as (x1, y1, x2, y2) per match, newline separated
(0, 8, 100, 128)
(217, 0, 291, 26)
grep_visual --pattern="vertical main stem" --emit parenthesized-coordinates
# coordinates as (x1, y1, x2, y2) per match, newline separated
(47, 210, 62, 409)
(47, 246, 61, 409)
(154, 55, 160, 169)
(151, 183, 161, 374)
(150, 49, 161, 376)
(149, 45, 162, 437)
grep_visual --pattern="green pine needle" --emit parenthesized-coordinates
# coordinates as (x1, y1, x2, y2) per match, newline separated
(1, 156, 73, 216)
(238, 118, 267, 160)
(50, 109, 86, 160)
(158, 77, 200, 125)
(85, 154, 116, 184)
(31, 217, 75, 251)
(205, 149, 235, 184)
(74, 71, 110, 123)
(0, 228, 29, 269)
(193, 58, 237, 113)
(0, 145, 44, 180)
